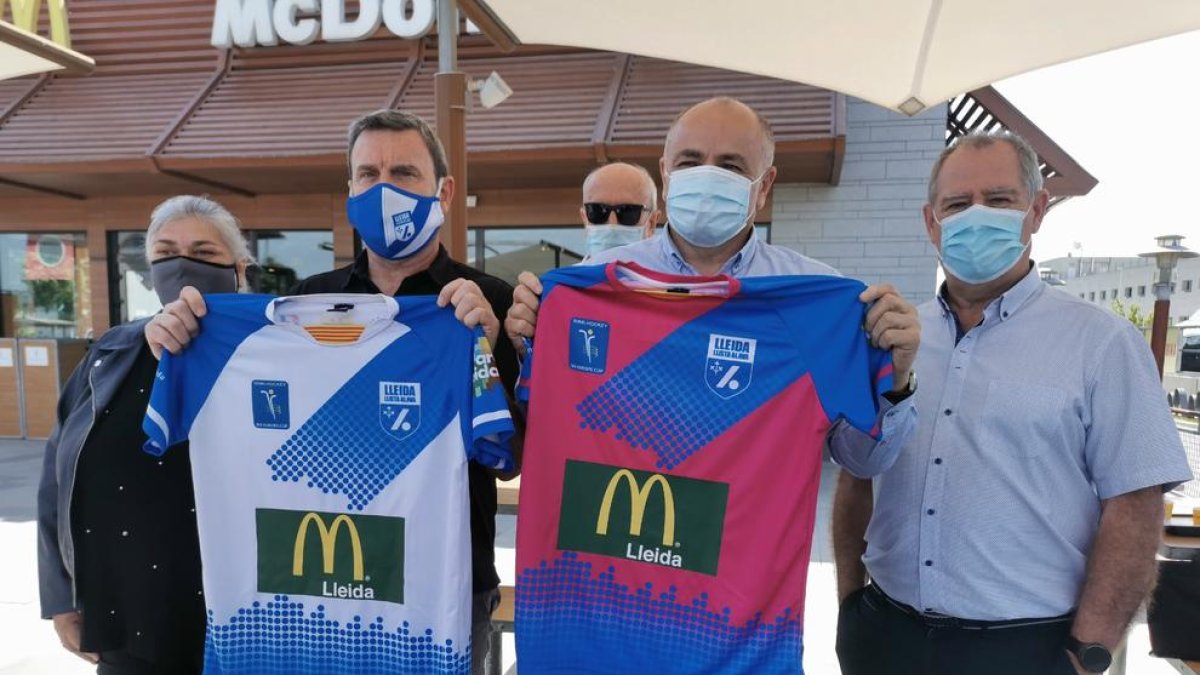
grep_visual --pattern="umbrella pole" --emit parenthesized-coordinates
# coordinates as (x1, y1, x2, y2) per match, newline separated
(435, 0, 469, 262)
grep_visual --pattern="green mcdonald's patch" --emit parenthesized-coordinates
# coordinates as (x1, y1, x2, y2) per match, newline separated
(256, 508, 405, 604)
(557, 460, 728, 576)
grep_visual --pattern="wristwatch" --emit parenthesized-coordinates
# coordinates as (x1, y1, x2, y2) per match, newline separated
(883, 370, 916, 404)
(1065, 636, 1112, 673)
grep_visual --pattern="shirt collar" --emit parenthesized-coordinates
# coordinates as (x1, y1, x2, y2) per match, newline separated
(344, 243, 455, 293)
(659, 225, 759, 276)
(936, 261, 1044, 324)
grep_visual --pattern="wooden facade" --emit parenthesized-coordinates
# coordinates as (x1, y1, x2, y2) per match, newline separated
(0, 0, 845, 335)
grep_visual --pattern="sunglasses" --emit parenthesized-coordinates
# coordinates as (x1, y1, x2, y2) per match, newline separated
(584, 203, 647, 227)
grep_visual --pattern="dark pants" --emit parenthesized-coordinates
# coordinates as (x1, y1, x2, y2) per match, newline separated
(97, 650, 198, 675)
(472, 587, 501, 675)
(836, 584, 1077, 675)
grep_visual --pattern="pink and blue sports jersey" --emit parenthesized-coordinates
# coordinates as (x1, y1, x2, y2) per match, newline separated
(142, 293, 513, 674)
(514, 263, 892, 674)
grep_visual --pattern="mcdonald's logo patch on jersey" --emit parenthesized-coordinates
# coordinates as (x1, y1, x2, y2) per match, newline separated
(556, 460, 728, 575)
(255, 508, 405, 603)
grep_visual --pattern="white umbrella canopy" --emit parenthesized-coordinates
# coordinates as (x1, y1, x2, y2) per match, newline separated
(462, 0, 1200, 115)
(0, 20, 93, 81)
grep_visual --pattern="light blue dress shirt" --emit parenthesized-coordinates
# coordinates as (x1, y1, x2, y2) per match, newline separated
(864, 264, 1193, 620)
(586, 227, 916, 477)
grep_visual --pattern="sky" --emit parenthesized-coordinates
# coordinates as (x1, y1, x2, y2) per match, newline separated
(993, 29, 1200, 262)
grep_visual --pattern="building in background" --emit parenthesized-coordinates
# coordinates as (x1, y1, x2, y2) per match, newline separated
(1047, 255, 1200, 327)
(0, 1, 1093, 341)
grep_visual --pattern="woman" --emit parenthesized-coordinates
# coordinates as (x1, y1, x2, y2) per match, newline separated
(37, 195, 253, 674)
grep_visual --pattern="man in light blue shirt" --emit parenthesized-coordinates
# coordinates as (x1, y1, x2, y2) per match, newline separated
(505, 96, 920, 476)
(833, 130, 1193, 675)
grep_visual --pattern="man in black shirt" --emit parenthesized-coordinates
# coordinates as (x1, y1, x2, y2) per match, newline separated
(146, 110, 520, 674)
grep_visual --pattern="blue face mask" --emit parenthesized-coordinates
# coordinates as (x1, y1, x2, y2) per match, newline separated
(666, 165, 760, 248)
(584, 224, 644, 257)
(346, 181, 444, 260)
(936, 204, 1030, 284)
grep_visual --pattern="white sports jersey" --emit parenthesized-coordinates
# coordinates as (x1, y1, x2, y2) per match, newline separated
(143, 293, 513, 674)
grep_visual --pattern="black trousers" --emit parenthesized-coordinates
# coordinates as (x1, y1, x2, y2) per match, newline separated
(836, 585, 1077, 675)
(96, 650, 198, 675)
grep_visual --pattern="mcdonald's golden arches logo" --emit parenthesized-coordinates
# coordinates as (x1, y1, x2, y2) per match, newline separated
(1, 0, 73, 47)
(256, 508, 406, 603)
(557, 460, 729, 576)
(596, 470, 675, 547)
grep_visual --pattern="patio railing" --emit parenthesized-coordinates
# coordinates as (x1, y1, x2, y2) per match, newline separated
(1173, 408, 1200, 498)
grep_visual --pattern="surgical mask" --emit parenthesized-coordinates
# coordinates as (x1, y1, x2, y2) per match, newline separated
(936, 204, 1030, 284)
(584, 224, 643, 257)
(346, 181, 444, 260)
(150, 256, 238, 305)
(666, 165, 760, 248)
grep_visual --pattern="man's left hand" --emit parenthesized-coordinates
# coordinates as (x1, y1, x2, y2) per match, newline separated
(438, 278, 499, 346)
(860, 283, 919, 391)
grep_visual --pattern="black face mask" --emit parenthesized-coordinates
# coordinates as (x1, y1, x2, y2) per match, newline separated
(150, 256, 238, 305)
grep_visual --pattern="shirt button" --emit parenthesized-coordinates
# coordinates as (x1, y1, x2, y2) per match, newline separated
(925, 560, 933, 567)
(925, 607, 934, 613)
(934, 458, 943, 465)
(943, 409, 952, 416)
(1003, 311, 1009, 318)
(927, 508, 935, 515)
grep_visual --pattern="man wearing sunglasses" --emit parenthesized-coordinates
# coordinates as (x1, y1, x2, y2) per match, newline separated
(580, 162, 660, 258)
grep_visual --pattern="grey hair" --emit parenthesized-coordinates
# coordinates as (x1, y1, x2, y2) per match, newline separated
(928, 130, 1044, 205)
(583, 162, 659, 210)
(144, 195, 253, 265)
(347, 109, 449, 180)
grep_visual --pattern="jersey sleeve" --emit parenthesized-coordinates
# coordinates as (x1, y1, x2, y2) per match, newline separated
(142, 294, 273, 456)
(467, 327, 515, 471)
(516, 337, 534, 404)
(771, 278, 889, 438)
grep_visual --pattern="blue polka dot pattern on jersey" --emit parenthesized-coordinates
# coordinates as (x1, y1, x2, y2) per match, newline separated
(575, 318, 806, 470)
(265, 340, 449, 511)
(516, 552, 803, 674)
(203, 596, 470, 674)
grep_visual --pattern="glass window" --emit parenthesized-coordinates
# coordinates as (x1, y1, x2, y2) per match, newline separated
(1100, 291, 1106, 300)
(1089, 292, 1095, 301)
(1186, 280, 1195, 293)
(1138, 286, 1146, 297)
(468, 224, 770, 286)
(108, 231, 159, 323)
(0, 233, 91, 338)
(1111, 288, 1118, 298)
(1124, 287, 1133, 298)
(245, 230, 335, 295)
(469, 227, 586, 286)
(109, 229, 334, 324)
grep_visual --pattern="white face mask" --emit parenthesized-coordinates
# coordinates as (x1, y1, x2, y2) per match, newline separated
(935, 204, 1031, 285)
(584, 225, 644, 257)
(666, 165, 762, 248)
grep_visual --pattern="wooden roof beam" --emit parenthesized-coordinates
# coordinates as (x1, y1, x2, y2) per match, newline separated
(0, 175, 85, 200)
(591, 53, 631, 165)
(0, 73, 50, 126)
(967, 86, 1098, 198)
(385, 41, 425, 109)
(148, 49, 232, 158)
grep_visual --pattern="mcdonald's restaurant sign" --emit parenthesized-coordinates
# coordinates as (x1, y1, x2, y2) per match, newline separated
(211, 0, 478, 49)
(557, 460, 729, 576)
(256, 508, 405, 603)
(1, 0, 73, 48)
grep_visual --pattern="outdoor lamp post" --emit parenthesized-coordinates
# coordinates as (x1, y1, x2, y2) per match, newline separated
(1138, 234, 1197, 378)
